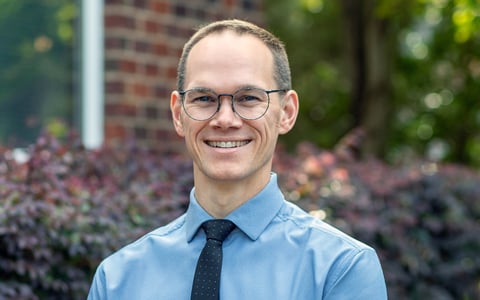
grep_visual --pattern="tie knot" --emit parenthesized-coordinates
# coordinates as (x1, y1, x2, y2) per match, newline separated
(202, 219, 236, 242)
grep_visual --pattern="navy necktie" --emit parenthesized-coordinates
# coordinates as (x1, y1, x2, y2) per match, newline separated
(191, 219, 236, 300)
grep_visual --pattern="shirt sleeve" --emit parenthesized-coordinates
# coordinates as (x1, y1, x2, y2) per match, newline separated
(87, 264, 107, 300)
(324, 248, 388, 300)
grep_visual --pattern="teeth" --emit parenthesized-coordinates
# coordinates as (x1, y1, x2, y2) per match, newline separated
(208, 141, 249, 148)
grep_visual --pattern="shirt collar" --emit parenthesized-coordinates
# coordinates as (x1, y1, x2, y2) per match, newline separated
(185, 173, 285, 242)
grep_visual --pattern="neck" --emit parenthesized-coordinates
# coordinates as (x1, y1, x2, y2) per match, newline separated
(193, 171, 271, 218)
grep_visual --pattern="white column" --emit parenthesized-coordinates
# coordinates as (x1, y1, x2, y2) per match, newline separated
(81, 0, 104, 148)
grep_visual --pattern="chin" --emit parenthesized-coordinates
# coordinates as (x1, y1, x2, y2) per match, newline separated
(208, 170, 245, 181)
(201, 165, 249, 182)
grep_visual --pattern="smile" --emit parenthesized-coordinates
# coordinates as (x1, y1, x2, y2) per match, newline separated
(206, 140, 251, 148)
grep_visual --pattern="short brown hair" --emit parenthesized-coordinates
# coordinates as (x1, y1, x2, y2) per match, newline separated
(177, 19, 291, 91)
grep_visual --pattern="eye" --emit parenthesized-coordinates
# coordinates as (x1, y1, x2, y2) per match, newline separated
(185, 90, 217, 105)
(236, 93, 262, 103)
(240, 95, 260, 102)
(192, 95, 216, 103)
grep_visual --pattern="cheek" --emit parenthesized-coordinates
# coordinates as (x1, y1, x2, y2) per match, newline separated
(264, 110, 282, 131)
(257, 115, 281, 141)
(182, 121, 204, 144)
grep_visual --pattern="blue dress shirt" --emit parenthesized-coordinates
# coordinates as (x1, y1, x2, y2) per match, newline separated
(88, 173, 387, 299)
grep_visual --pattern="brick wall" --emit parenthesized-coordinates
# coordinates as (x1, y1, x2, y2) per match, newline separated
(103, 0, 265, 153)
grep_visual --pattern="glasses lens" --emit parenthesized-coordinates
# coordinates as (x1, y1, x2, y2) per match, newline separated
(183, 90, 218, 120)
(233, 88, 269, 120)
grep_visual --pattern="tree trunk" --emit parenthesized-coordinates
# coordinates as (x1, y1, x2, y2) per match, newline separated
(340, 0, 393, 159)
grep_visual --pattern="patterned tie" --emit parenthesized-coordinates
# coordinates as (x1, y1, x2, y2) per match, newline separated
(191, 219, 236, 300)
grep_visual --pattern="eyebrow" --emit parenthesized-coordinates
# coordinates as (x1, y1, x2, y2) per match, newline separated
(187, 85, 265, 93)
(187, 87, 215, 92)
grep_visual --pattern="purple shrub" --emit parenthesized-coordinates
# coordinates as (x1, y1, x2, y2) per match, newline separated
(1, 134, 479, 299)
(275, 142, 480, 300)
(0, 134, 191, 299)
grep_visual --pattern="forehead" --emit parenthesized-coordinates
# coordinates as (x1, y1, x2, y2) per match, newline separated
(184, 31, 275, 90)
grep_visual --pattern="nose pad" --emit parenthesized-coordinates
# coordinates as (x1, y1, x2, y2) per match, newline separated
(216, 96, 237, 118)
(212, 96, 242, 126)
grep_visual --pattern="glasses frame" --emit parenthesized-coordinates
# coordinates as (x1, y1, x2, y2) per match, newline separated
(178, 87, 287, 121)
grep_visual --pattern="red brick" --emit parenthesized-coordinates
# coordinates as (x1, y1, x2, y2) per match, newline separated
(105, 37, 128, 50)
(152, 42, 168, 55)
(134, 40, 150, 53)
(166, 66, 177, 79)
(150, 0, 169, 13)
(119, 60, 137, 73)
(145, 20, 160, 33)
(134, 0, 147, 8)
(134, 126, 148, 139)
(106, 81, 125, 94)
(145, 63, 160, 76)
(145, 105, 159, 119)
(105, 59, 118, 71)
(132, 83, 150, 97)
(105, 103, 137, 117)
(105, 0, 124, 4)
(154, 85, 169, 98)
(103, 0, 265, 152)
(173, 4, 187, 17)
(105, 123, 127, 139)
(154, 128, 180, 141)
(224, 0, 236, 6)
(105, 15, 135, 29)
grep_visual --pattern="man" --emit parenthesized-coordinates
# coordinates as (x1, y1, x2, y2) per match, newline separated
(88, 19, 387, 299)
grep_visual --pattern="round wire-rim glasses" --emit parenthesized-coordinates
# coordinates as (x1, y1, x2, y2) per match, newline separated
(179, 87, 287, 121)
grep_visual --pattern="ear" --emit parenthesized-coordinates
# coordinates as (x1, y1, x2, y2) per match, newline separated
(278, 90, 299, 135)
(170, 91, 185, 137)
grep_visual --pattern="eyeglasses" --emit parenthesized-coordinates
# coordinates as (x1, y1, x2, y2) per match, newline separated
(179, 87, 287, 121)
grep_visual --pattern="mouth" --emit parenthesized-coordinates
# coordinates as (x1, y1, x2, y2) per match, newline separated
(206, 140, 251, 148)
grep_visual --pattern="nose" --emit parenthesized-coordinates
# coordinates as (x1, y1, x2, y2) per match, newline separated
(211, 96, 242, 127)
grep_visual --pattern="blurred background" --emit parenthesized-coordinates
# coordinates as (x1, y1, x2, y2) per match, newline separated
(0, 0, 76, 148)
(1, 0, 479, 166)
(268, 0, 480, 167)
(0, 0, 479, 299)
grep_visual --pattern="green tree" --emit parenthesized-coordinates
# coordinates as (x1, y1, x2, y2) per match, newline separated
(267, 0, 480, 166)
(0, 0, 76, 147)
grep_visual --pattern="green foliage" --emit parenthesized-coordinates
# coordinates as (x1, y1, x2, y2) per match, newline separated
(1, 134, 479, 299)
(266, 0, 480, 167)
(0, 0, 76, 147)
(266, 0, 351, 148)
(391, 0, 480, 165)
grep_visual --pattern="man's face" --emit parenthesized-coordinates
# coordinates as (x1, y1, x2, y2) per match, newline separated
(171, 31, 298, 184)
